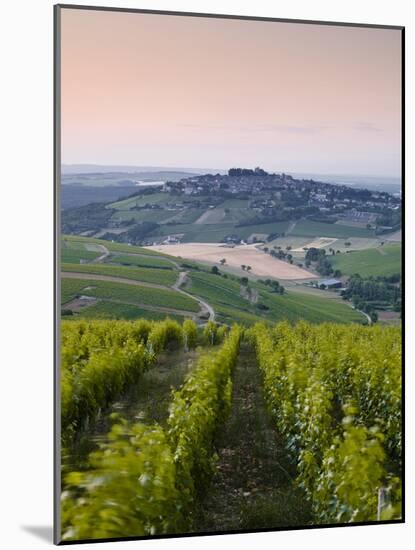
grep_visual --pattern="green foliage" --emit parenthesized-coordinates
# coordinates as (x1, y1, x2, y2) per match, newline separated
(182, 319, 198, 350)
(62, 327, 241, 539)
(167, 326, 242, 506)
(62, 421, 183, 540)
(314, 415, 387, 523)
(147, 319, 183, 354)
(203, 320, 218, 345)
(249, 321, 402, 523)
(61, 319, 186, 441)
(61, 321, 152, 440)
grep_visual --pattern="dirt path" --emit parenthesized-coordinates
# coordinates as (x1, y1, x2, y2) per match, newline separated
(173, 270, 215, 322)
(193, 342, 311, 532)
(87, 243, 110, 264)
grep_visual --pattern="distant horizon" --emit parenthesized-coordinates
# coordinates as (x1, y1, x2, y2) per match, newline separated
(61, 9, 402, 178)
(61, 162, 401, 182)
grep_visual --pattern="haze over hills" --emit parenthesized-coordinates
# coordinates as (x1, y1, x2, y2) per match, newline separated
(62, 164, 401, 194)
(62, 164, 227, 175)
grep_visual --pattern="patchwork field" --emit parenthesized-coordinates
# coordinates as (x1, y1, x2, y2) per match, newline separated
(146, 243, 317, 280)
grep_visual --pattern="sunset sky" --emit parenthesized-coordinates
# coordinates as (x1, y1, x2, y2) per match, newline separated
(60, 8, 402, 176)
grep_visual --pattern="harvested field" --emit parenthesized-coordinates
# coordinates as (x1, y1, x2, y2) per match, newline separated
(146, 243, 318, 280)
(292, 237, 338, 252)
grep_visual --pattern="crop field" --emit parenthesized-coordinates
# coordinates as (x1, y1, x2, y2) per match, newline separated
(111, 209, 175, 223)
(329, 244, 401, 277)
(61, 262, 177, 286)
(61, 249, 101, 263)
(60, 319, 401, 541)
(289, 220, 376, 239)
(61, 278, 200, 312)
(165, 208, 206, 224)
(109, 192, 169, 209)
(148, 220, 291, 244)
(105, 253, 175, 269)
(62, 235, 171, 257)
(148, 243, 315, 280)
(194, 207, 256, 225)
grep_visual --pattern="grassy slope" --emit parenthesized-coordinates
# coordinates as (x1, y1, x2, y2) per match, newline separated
(289, 220, 376, 239)
(61, 249, 101, 263)
(61, 262, 177, 286)
(105, 254, 175, 269)
(62, 235, 171, 257)
(61, 278, 200, 312)
(186, 271, 364, 325)
(329, 244, 401, 277)
(111, 209, 175, 223)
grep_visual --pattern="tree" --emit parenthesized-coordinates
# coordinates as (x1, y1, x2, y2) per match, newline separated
(366, 223, 372, 229)
(240, 277, 249, 286)
(286, 245, 292, 251)
(220, 258, 226, 265)
(211, 266, 220, 275)
(241, 264, 246, 271)
(246, 266, 252, 272)
(263, 247, 269, 253)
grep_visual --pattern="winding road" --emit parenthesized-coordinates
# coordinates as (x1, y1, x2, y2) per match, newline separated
(64, 245, 216, 323)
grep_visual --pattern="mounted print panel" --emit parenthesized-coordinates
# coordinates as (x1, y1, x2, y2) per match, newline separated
(54, 5, 404, 545)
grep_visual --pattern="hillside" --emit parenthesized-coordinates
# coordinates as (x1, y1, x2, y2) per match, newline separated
(329, 244, 401, 277)
(60, 235, 366, 326)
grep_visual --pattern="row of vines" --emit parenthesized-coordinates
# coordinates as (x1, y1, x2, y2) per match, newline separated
(248, 321, 402, 523)
(61, 318, 201, 443)
(61, 323, 241, 540)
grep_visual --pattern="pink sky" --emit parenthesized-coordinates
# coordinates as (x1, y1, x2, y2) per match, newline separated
(60, 8, 402, 176)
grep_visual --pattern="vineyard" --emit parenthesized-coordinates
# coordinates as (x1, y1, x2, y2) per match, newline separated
(59, 319, 402, 542)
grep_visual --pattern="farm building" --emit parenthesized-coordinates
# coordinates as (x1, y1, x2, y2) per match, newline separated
(319, 278, 343, 289)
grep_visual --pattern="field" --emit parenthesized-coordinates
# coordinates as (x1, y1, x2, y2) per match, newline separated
(329, 244, 401, 277)
(186, 271, 365, 325)
(105, 253, 175, 269)
(60, 319, 402, 541)
(61, 278, 200, 313)
(62, 235, 171, 257)
(61, 262, 177, 286)
(289, 220, 376, 239)
(147, 243, 316, 280)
